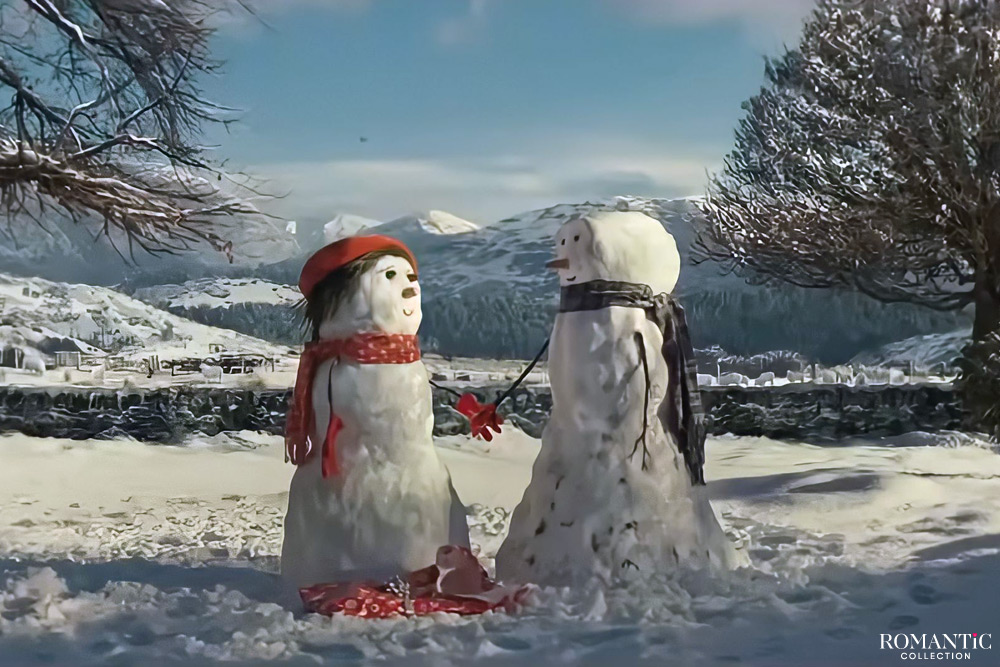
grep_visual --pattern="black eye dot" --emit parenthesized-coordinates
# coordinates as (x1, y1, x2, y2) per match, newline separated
(574, 235, 580, 242)
(385, 270, 396, 280)
(561, 239, 566, 246)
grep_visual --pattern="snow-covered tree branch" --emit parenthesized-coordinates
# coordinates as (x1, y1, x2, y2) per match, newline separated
(0, 0, 260, 260)
(695, 0, 1000, 344)
(957, 331, 1000, 439)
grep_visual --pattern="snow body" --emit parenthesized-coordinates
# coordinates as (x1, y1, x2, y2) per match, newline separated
(496, 211, 738, 586)
(281, 254, 468, 588)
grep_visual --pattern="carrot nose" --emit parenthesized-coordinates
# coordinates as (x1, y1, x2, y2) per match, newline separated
(402, 287, 417, 299)
(546, 258, 570, 270)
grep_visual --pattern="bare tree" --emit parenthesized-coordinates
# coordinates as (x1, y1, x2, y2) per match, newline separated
(0, 0, 258, 260)
(694, 0, 1000, 343)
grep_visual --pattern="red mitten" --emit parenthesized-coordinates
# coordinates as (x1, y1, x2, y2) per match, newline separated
(455, 393, 503, 441)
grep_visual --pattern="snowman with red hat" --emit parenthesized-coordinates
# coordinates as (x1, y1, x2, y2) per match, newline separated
(281, 234, 470, 590)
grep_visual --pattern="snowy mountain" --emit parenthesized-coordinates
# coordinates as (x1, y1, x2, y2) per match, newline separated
(0, 273, 291, 364)
(393, 196, 962, 361)
(132, 278, 305, 346)
(413, 197, 693, 299)
(385, 210, 480, 236)
(130, 196, 963, 361)
(0, 210, 300, 286)
(321, 210, 478, 246)
(323, 213, 382, 243)
(135, 278, 301, 311)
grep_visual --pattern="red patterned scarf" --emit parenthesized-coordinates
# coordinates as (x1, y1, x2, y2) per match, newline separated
(285, 333, 421, 478)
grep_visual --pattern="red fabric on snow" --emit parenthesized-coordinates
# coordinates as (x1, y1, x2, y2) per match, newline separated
(299, 545, 531, 618)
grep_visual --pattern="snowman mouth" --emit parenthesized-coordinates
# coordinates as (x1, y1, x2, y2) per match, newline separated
(565, 276, 577, 282)
(402, 308, 415, 317)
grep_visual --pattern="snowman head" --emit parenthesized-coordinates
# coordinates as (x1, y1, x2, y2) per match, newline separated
(300, 236, 421, 341)
(548, 211, 681, 295)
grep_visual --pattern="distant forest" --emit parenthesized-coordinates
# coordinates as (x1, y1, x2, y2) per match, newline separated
(160, 284, 964, 363)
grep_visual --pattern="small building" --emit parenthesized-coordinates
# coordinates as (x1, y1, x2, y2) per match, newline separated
(54, 351, 82, 369)
(0, 346, 24, 369)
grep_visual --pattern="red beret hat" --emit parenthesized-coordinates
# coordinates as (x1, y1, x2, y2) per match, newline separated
(299, 234, 417, 300)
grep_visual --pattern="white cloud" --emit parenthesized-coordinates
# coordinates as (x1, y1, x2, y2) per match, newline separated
(247, 0, 372, 14)
(247, 148, 718, 225)
(435, 0, 492, 47)
(220, 0, 814, 47)
(435, 0, 815, 50)
(214, 0, 371, 33)
(221, 0, 496, 48)
(609, 0, 815, 44)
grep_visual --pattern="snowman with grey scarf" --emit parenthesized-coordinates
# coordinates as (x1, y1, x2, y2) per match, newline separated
(494, 210, 741, 586)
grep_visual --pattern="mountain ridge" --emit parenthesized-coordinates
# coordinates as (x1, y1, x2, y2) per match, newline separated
(131, 196, 965, 361)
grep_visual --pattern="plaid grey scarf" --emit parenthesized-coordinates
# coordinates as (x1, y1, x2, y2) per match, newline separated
(560, 279, 706, 486)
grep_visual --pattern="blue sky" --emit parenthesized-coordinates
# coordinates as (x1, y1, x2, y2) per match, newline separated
(208, 0, 814, 226)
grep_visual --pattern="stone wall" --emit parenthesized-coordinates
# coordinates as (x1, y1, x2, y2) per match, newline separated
(0, 387, 289, 442)
(0, 382, 961, 443)
(699, 383, 961, 439)
(434, 383, 962, 440)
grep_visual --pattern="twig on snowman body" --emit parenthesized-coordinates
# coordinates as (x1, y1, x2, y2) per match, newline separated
(628, 331, 653, 472)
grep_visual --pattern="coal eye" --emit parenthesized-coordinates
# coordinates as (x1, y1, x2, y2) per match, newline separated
(385, 270, 396, 280)
(561, 239, 566, 245)
(574, 235, 580, 242)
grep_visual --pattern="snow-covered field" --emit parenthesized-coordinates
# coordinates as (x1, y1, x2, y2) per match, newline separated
(0, 273, 298, 389)
(0, 273, 292, 362)
(1, 429, 998, 665)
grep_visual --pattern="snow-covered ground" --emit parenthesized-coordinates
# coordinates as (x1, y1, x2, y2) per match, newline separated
(1, 429, 998, 665)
